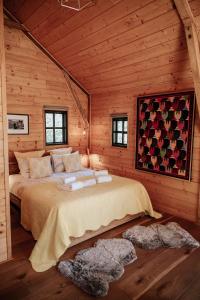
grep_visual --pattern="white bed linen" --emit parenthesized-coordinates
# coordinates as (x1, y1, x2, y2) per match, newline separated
(9, 168, 94, 197)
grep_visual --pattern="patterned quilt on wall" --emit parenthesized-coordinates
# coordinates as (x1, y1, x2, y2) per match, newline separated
(135, 91, 195, 180)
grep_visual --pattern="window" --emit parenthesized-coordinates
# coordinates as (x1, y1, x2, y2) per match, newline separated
(112, 116, 128, 148)
(45, 110, 67, 145)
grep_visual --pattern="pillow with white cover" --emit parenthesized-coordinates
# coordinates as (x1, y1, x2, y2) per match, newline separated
(51, 154, 67, 173)
(50, 147, 72, 155)
(50, 148, 73, 172)
(14, 150, 45, 178)
(29, 156, 53, 179)
(63, 151, 82, 173)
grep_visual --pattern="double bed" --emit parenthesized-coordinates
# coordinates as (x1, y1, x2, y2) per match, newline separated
(9, 168, 160, 272)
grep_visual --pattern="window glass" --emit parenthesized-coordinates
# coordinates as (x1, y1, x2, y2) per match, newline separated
(117, 133, 122, 143)
(124, 121, 128, 131)
(55, 113, 63, 127)
(46, 129, 53, 144)
(46, 113, 53, 127)
(124, 133, 127, 144)
(117, 121, 123, 131)
(55, 129, 63, 143)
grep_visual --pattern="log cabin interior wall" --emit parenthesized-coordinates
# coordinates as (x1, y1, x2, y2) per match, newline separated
(0, 0, 11, 263)
(4, 26, 89, 171)
(3, 0, 200, 222)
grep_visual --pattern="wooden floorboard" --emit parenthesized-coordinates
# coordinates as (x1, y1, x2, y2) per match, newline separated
(0, 209, 200, 300)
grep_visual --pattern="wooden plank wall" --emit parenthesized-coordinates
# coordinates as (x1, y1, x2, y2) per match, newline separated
(90, 88, 200, 222)
(0, 0, 11, 263)
(4, 26, 89, 167)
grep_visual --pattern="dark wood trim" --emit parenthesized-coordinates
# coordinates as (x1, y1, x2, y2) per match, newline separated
(4, 18, 24, 31)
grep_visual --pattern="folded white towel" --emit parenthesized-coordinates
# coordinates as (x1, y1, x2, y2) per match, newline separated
(67, 181, 84, 191)
(83, 178, 96, 187)
(57, 181, 84, 191)
(63, 176, 76, 184)
(96, 175, 112, 183)
(94, 170, 108, 176)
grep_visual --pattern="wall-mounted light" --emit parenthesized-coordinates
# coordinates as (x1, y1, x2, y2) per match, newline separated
(58, 0, 96, 11)
(83, 129, 86, 136)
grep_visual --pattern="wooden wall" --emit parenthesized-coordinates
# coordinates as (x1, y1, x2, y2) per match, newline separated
(90, 88, 199, 222)
(0, 0, 11, 263)
(4, 25, 89, 167)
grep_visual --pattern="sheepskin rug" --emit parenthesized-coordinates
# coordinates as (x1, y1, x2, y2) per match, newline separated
(58, 238, 137, 297)
(123, 222, 200, 249)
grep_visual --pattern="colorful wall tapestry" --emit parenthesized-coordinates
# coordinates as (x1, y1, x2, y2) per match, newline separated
(135, 91, 195, 180)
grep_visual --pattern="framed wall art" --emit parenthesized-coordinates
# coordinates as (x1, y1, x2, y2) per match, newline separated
(7, 114, 29, 135)
(135, 91, 195, 180)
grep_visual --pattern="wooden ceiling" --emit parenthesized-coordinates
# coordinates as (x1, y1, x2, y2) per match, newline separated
(3, 0, 200, 94)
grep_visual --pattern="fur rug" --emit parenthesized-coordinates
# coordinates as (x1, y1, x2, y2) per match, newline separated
(122, 222, 200, 249)
(58, 238, 137, 297)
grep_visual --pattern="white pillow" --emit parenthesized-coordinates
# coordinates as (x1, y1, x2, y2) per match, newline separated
(14, 150, 45, 178)
(63, 151, 82, 173)
(50, 147, 72, 155)
(29, 156, 53, 179)
(51, 154, 66, 173)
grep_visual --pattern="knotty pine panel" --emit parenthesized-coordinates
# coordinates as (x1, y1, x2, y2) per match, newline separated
(4, 26, 89, 161)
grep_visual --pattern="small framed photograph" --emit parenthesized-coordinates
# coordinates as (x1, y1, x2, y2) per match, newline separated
(7, 114, 29, 135)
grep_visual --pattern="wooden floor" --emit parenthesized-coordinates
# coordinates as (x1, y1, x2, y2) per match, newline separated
(1, 207, 200, 300)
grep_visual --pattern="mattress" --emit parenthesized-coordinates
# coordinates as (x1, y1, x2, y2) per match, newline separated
(9, 170, 160, 272)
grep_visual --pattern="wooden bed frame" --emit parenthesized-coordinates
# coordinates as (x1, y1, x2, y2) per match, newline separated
(10, 193, 144, 247)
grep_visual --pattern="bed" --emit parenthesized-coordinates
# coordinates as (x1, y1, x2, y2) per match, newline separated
(9, 169, 160, 272)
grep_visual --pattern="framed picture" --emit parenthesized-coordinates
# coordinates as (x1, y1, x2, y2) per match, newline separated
(135, 91, 195, 180)
(7, 114, 29, 135)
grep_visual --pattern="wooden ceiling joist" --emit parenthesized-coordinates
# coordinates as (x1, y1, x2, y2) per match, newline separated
(174, 0, 200, 113)
(4, 18, 25, 31)
(64, 72, 89, 129)
(174, 0, 200, 223)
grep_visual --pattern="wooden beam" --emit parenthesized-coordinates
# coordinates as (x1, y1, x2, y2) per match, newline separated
(4, 18, 26, 31)
(64, 72, 89, 129)
(0, 0, 11, 261)
(174, 0, 200, 108)
(174, 0, 200, 223)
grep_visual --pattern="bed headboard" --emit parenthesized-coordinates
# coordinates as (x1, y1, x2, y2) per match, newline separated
(9, 150, 19, 175)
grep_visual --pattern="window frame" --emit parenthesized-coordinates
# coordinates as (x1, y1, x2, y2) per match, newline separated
(45, 110, 68, 146)
(112, 116, 128, 148)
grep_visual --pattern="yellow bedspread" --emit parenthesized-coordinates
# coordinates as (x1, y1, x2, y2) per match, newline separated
(15, 175, 160, 272)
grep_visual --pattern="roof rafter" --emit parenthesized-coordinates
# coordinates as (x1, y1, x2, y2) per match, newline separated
(174, 0, 200, 222)
(174, 0, 200, 108)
